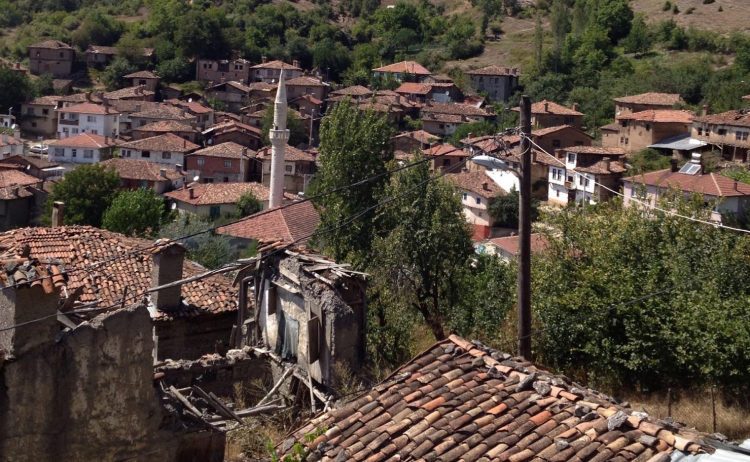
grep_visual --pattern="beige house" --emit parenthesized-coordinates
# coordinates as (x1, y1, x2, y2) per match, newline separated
(164, 182, 296, 217)
(129, 104, 195, 130)
(28, 40, 74, 78)
(614, 92, 683, 116)
(445, 170, 505, 239)
(100, 158, 185, 194)
(102, 86, 155, 102)
(119, 133, 200, 169)
(285, 76, 328, 102)
(196, 58, 252, 85)
(204, 81, 251, 113)
(391, 130, 439, 152)
(131, 120, 200, 143)
(372, 61, 432, 82)
(514, 100, 584, 130)
(257, 145, 316, 195)
(21, 96, 62, 137)
(123, 70, 160, 93)
(165, 99, 215, 130)
(601, 109, 696, 153)
(421, 102, 495, 136)
(249, 59, 303, 83)
(691, 107, 750, 163)
(467, 65, 520, 102)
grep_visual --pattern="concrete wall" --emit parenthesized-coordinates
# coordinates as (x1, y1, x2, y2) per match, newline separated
(0, 196, 33, 231)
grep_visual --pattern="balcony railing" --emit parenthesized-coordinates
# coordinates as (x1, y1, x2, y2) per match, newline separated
(59, 119, 79, 126)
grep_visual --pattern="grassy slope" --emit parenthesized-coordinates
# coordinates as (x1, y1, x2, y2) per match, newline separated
(631, 0, 750, 33)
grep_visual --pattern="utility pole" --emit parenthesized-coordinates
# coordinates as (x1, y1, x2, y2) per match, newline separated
(518, 95, 532, 361)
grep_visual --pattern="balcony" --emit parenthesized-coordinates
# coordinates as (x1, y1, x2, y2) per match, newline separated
(59, 119, 79, 126)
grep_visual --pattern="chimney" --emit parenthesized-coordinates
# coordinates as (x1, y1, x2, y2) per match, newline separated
(86, 92, 91, 102)
(573, 102, 579, 112)
(702, 105, 710, 117)
(104, 135, 109, 145)
(602, 158, 611, 172)
(13, 130, 20, 141)
(51, 201, 65, 228)
(183, 139, 186, 148)
(482, 182, 489, 191)
(175, 163, 182, 171)
(670, 158, 679, 172)
(150, 241, 186, 313)
(544, 102, 549, 112)
(293, 60, 299, 68)
(160, 168, 167, 178)
(103, 97, 109, 108)
(262, 56, 267, 64)
(188, 187, 195, 199)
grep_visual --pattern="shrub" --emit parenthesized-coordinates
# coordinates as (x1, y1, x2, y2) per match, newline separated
(662, 1, 672, 11)
(685, 7, 695, 14)
(718, 5, 723, 11)
(702, 0, 714, 4)
(672, 4, 680, 14)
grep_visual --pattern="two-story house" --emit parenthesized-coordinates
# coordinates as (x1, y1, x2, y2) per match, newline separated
(119, 133, 200, 169)
(56, 102, 120, 139)
(130, 120, 200, 143)
(467, 65, 520, 102)
(614, 92, 683, 116)
(394, 82, 462, 104)
(202, 120, 262, 150)
(421, 102, 495, 136)
(515, 100, 584, 130)
(545, 146, 627, 205)
(28, 40, 74, 78)
(392, 130, 439, 152)
(21, 96, 62, 137)
(423, 144, 469, 171)
(285, 76, 328, 102)
(129, 104, 195, 130)
(99, 158, 185, 194)
(601, 109, 695, 153)
(289, 94, 324, 118)
(257, 145, 316, 194)
(196, 58, 252, 85)
(204, 81, 251, 113)
(372, 61, 432, 82)
(0, 133, 23, 158)
(165, 99, 215, 130)
(85, 47, 153, 70)
(47, 133, 120, 164)
(249, 59, 303, 83)
(184, 142, 258, 183)
(691, 107, 750, 163)
(123, 70, 160, 92)
(445, 170, 505, 239)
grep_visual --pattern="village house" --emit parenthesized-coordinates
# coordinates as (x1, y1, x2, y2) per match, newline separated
(529, 125, 593, 153)
(0, 170, 47, 230)
(394, 82, 463, 104)
(0, 132, 23, 158)
(0, 155, 62, 180)
(391, 130, 439, 152)
(21, 96, 62, 136)
(0, 111, 15, 129)
(204, 81, 252, 113)
(106, 100, 161, 134)
(130, 120, 201, 143)
(102, 85, 155, 102)
(289, 94, 324, 118)
(100, 158, 185, 194)
(545, 145, 627, 205)
(328, 85, 372, 99)
(601, 109, 695, 153)
(57, 92, 103, 108)
(257, 145, 316, 194)
(446, 170, 504, 239)
(165, 99, 215, 130)
(467, 65, 521, 102)
(216, 199, 319, 245)
(691, 106, 750, 163)
(53, 78, 73, 94)
(247, 82, 277, 100)
(124, 70, 160, 92)
(47, 133, 120, 164)
(250, 59, 303, 83)
(196, 58, 252, 85)
(119, 133, 199, 168)
(185, 142, 258, 183)
(516, 100, 584, 130)
(164, 182, 296, 217)
(423, 144, 469, 170)
(56, 102, 120, 139)
(481, 233, 550, 260)
(285, 76, 329, 102)
(84, 46, 153, 69)
(28, 40, 74, 78)
(614, 92, 683, 116)
(421, 102, 495, 136)
(372, 60, 432, 82)
(202, 120, 262, 150)
(623, 154, 750, 222)
(0, 58, 27, 76)
(129, 104, 195, 130)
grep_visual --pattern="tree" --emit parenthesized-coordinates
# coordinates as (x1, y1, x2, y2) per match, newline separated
(174, 7, 231, 59)
(159, 214, 239, 269)
(308, 99, 394, 266)
(70, 12, 124, 51)
(594, 0, 634, 44)
(534, 13, 544, 71)
(0, 67, 30, 112)
(449, 121, 497, 146)
(550, 0, 571, 70)
(235, 191, 262, 218)
(621, 13, 652, 55)
(156, 57, 193, 84)
(102, 188, 165, 237)
(101, 57, 138, 91)
(45, 164, 121, 227)
(313, 38, 352, 83)
(488, 186, 540, 228)
(260, 106, 307, 147)
(369, 155, 475, 340)
(571, 0, 589, 37)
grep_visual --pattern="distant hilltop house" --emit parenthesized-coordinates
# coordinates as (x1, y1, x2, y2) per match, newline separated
(372, 61, 432, 82)
(467, 65, 520, 102)
(84, 45, 153, 69)
(196, 58, 252, 86)
(394, 81, 462, 104)
(28, 40, 74, 78)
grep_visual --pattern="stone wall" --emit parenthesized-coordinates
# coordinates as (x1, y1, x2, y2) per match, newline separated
(154, 312, 237, 362)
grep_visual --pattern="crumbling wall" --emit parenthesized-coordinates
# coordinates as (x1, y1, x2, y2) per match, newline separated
(0, 305, 181, 462)
(155, 312, 237, 361)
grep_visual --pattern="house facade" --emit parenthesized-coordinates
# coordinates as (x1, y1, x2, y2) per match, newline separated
(257, 145, 316, 195)
(516, 100, 584, 130)
(102, 85, 155, 102)
(391, 130, 439, 152)
(100, 158, 185, 194)
(467, 65, 520, 102)
(85, 46, 153, 69)
(394, 82, 462, 104)
(0, 170, 46, 230)
(119, 133, 200, 169)
(185, 142, 258, 184)
(446, 170, 504, 239)
(601, 110, 695, 153)
(129, 104, 195, 130)
(21, 96, 61, 137)
(202, 121, 262, 150)
(28, 40, 74, 78)
(691, 108, 750, 163)
(56, 102, 120, 139)
(545, 146, 627, 205)
(166, 99, 215, 130)
(196, 58, 252, 85)
(421, 102, 495, 136)
(47, 133, 120, 164)
(164, 182, 296, 217)
(204, 81, 251, 113)
(0, 133, 23, 158)
(372, 61, 432, 82)
(249, 59, 303, 83)
(285, 76, 328, 102)
(614, 92, 682, 116)
(130, 120, 200, 143)
(531, 125, 593, 154)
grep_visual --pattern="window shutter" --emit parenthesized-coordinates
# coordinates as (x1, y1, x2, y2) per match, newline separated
(307, 316, 321, 364)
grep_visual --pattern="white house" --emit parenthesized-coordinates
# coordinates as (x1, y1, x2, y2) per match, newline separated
(119, 133, 200, 169)
(546, 146, 627, 205)
(47, 133, 120, 164)
(56, 102, 120, 139)
(0, 132, 23, 158)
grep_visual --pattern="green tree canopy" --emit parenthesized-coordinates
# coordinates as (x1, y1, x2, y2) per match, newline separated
(488, 186, 540, 228)
(0, 67, 31, 112)
(45, 164, 121, 227)
(102, 188, 165, 237)
(235, 191, 262, 218)
(261, 105, 307, 147)
(101, 57, 138, 91)
(621, 13, 652, 55)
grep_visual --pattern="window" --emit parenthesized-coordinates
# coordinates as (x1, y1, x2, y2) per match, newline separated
(620, 120, 627, 127)
(31, 122, 37, 128)
(162, 152, 172, 160)
(718, 128, 727, 136)
(224, 177, 230, 182)
(209, 205, 221, 217)
(478, 211, 483, 218)
(122, 150, 131, 157)
(567, 174, 574, 182)
(138, 180, 149, 188)
(476, 197, 481, 205)
(267, 70, 273, 76)
(579, 176, 583, 185)
(197, 157, 205, 166)
(698, 128, 703, 136)
(462, 193, 468, 200)
(139, 120, 147, 127)
(744, 132, 749, 142)
(42, 109, 49, 115)
(625, 138, 629, 145)
(224, 159, 232, 168)
(55, 148, 64, 157)
(72, 128, 79, 134)
(71, 149, 77, 158)
(737, 131, 742, 141)
(552, 139, 561, 148)
(235, 64, 243, 70)
(141, 150, 151, 158)
(556, 190, 560, 197)
(584, 178, 590, 187)
(59, 52, 64, 58)
(205, 177, 214, 183)
(87, 115, 96, 122)
(91, 130, 97, 135)
(306, 88, 312, 94)
(285, 165, 292, 172)
(139, 80, 146, 86)
(83, 150, 93, 158)
(567, 153, 575, 163)
(620, 136, 624, 144)
(27, 108, 34, 115)
(645, 124, 651, 131)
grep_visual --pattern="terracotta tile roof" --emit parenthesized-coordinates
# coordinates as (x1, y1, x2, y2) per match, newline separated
(100, 158, 185, 182)
(165, 182, 295, 206)
(488, 233, 549, 255)
(614, 92, 682, 106)
(108, 100, 161, 114)
(29, 40, 72, 49)
(52, 79, 72, 90)
(57, 102, 120, 115)
(216, 200, 319, 243)
(286, 76, 326, 86)
(59, 93, 104, 104)
(353, 101, 402, 114)
(422, 102, 492, 117)
(423, 144, 465, 157)
(48, 133, 120, 149)
(0, 137, 23, 148)
(618, 110, 695, 124)
(130, 104, 194, 120)
(513, 100, 583, 116)
(423, 113, 466, 123)
(446, 170, 505, 198)
(532, 125, 593, 138)
(429, 74, 454, 82)
(394, 150, 413, 161)
(257, 145, 316, 162)
(331, 85, 372, 96)
(0, 170, 42, 190)
(600, 122, 621, 132)
(0, 226, 238, 320)
(208, 81, 252, 93)
(165, 99, 214, 115)
(285, 334, 719, 461)
(250, 60, 302, 71)
(392, 130, 439, 144)
(202, 120, 262, 138)
(120, 133, 200, 153)
(467, 64, 519, 76)
(743, 95, 750, 100)
(561, 146, 627, 156)
(461, 135, 516, 155)
(123, 70, 159, 79)
(395, 82, 432, 95)
(290, 94, 323, 106)
(131, 120, 199, 133)
(1, 155, 59, 169)
(190, 142, 255, 159)
(373, 61, 432, 75)
(693, 109, 750, 128)
(575, 158, 627, 175)
(103, 86, 155, 100)
(248, 82, 277, 91)
(626, 168, 750, 197)
(27, 95, 62, 106)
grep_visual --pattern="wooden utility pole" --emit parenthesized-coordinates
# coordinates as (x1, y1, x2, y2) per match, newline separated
(518, 95, 532, 361)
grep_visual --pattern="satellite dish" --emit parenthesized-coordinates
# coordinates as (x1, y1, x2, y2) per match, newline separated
(193, 175, 200, 182)
(171, 202, 177, 210)
(25, 165, 30, 170)
(188, 98, 193, 103)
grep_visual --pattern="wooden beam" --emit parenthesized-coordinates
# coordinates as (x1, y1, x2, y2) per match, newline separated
(258, 367, 294, 406)
(207, 390, 244, 425)
(169, 386, 203, 418)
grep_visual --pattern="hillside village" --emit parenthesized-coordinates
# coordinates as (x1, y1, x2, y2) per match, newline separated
(2, 0, 750, 460)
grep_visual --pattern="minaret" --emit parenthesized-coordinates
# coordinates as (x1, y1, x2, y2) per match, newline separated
(268, 69, 289, 208)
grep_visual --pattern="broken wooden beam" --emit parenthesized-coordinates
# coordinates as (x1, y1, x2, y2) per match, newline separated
(169, 386, 203, 418)
(258, 367, 294, 406)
